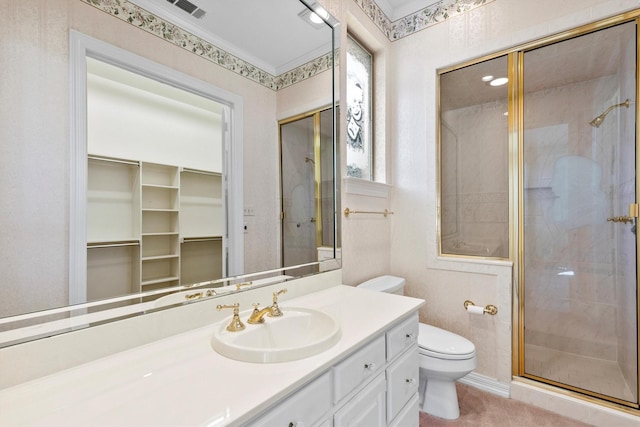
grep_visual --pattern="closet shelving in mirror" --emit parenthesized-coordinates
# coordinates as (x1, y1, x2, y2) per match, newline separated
(87, 155, 224, 299)
(140, 163, 180, 290)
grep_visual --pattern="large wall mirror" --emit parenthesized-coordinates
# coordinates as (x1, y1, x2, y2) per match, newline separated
(0, 0, 339, 346)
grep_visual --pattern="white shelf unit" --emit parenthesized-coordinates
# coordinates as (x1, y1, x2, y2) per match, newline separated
(140, 163, 180, 290)
(86, 157, 224, 298)
(87, 157, 141, 302)
(180, 169, 224, 285)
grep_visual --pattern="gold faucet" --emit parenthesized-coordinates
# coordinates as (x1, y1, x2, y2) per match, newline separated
(246, 288, 288, 324)
(216, 303, 245, 332)
(270, 288, 287, 317)
(247, 303, 275, 324)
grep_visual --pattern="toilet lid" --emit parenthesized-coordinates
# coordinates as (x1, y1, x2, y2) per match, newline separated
(418, 323, 475, 360)
(357, 275, 405, 293)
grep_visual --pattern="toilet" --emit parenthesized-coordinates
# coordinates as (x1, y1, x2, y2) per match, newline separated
(357, 275, 477, 420)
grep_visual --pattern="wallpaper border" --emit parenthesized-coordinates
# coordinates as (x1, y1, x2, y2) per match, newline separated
(80, 0, 334, 91)
(353, 0, 495, 41)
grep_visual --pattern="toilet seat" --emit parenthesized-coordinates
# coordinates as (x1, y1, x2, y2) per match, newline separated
(418, 323, 476, 360)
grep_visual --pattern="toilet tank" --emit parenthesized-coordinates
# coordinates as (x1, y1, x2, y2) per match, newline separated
(357, 275, 405, 295)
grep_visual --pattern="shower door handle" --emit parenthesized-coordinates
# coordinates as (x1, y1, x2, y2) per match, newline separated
(607, 216, 635, 224)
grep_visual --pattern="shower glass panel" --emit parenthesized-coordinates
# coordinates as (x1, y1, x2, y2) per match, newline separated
(280, 108, 334, 276)
(439, 55, 509, 258)
(522, 21, 638, 405)
(281, 115, 317, 277)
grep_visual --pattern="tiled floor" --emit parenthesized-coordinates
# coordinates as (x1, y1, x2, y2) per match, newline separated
(419, 383, 591, 426)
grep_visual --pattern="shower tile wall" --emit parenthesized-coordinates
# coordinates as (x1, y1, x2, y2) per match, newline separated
(441, 100, 509, 256)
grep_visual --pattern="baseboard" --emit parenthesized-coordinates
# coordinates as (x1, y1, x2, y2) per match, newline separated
(458, 372, 511, 398)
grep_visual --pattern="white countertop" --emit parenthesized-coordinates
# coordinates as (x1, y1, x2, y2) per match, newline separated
(0, 285, 423, 426)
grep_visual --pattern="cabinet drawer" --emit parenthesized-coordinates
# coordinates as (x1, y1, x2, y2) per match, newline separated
(386, 314, 418, 362)
(333, 374, 386, 427)
(332, 335, 385, 403)
(250, 371, 331, 427)
(386, 345, 419, 423)
(389, 394, 419, 427)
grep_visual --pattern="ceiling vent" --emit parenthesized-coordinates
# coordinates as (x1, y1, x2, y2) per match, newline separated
(166, 0, 207, 19)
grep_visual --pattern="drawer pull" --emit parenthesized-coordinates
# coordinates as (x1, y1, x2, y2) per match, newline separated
(364, 363, 376, 371)
(405, 332, 417, 341)
(406, 378, 416, 385)
(288, 422, 305, 427)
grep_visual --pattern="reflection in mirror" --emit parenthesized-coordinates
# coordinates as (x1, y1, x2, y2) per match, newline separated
(0, 0, 338, 347)
(280, 106, 340, 277)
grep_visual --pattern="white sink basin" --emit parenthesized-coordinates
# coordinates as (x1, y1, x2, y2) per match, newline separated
(211, 307, 341, 363)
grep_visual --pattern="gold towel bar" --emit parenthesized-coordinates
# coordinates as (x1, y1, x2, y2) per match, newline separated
(344, 207, 394, 217)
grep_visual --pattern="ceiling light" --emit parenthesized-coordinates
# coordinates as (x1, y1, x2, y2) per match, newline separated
(309, 12, 323, 24)
(489, 77, 508, 86)
(309, 6, 329, 24)
(481, 75, 494, 82)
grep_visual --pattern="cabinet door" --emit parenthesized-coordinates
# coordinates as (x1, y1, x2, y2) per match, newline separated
(250, 372, 331, 427)
(386, 345, 419, 423)
(333, 374, 386, 427)
(388, 394, 418, 427)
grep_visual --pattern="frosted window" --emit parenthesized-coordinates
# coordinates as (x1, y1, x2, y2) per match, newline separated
(346, 35, 372, 180)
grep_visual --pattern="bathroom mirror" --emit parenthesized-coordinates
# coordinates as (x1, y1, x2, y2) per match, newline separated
(0, 0, 338, 345)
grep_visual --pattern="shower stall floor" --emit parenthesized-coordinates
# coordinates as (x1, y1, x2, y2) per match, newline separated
(524, 344, 636, 403)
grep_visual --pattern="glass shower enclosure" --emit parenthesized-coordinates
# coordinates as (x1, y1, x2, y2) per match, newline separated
(521, 20, 638, 406)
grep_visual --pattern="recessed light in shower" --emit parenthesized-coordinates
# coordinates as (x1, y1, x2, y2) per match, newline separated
(489, 77, 508, 86)
(481, 75, 494, 82)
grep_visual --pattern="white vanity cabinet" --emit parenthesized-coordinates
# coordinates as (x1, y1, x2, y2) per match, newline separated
(250, 372, 332, 427)
(87, 155, 223, 299)
(244, 312, 419, 427)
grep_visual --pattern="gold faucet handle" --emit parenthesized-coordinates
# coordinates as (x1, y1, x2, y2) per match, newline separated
(273, 288, 288, 301)
(216, 303, 245, 332)
(235, 281, 253, 290)
(251, 302, 261, 316)
(184, 292, 203, 301)
(270, 288, 288, 317)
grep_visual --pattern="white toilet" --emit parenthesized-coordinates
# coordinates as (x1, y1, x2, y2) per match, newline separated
(357, 275, 477, 420)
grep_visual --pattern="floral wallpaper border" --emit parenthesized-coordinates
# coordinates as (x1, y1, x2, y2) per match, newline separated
(353, 0, 494, 41)
(81, 0, 335, 91)
(81, 0, 493, 90)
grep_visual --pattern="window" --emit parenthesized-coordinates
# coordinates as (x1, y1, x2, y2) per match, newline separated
(346, 35, 373, 180)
